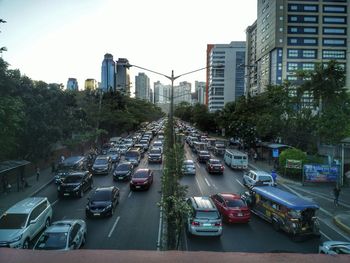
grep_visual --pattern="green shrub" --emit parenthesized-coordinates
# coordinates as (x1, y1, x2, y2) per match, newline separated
(279, 148, 307, 178)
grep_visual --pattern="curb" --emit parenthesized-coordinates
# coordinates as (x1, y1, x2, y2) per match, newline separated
(30, 178, 54, 197)
(333, 214, 350, 235)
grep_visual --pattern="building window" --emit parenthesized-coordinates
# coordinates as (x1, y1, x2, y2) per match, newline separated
(302, 63, 315, 71)
(304, 5, 317, 11)
(288, 49, 299, 58)
(287, 63, 299, 71)
(279, 27, 283, 32)
(323, 27, 346, 35)
(304, 27, 317, 33)
(287, 76, 298, 81)
(279, 39, 283, 43)
(322, 50, 346, 59)
(290, 27, 298, 33)
(303, 50, 316, 58)
(323, 5, 346, 13)
(303, 16, 317, 23)
(323, 38, 346, 46)
(323, 16, 347, 24)
(304, 38, 317, 44)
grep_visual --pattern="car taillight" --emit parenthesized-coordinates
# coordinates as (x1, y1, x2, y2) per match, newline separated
(214, 222, 222, 227)
(210, 165, 213, 169)
(221, 165, 224, 170)
(191, 221, 200, 226)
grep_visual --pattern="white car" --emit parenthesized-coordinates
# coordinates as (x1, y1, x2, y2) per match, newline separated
(319, 241, 350, 254)
(243, 170, 275, 188)
(0, 197, 52, 248)
(182, 160, 196, 175)
(33, 220, 87, 250)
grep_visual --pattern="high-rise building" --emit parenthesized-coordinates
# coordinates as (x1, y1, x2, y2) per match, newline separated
(174, 81, 192, 105)
(84, 79, 98, 91)
(195, 81, 206, 104)
(116, 58, 131, 95)
(207, 41, 246, 112)
(149, 88, 154, 103)
(245, 21, 258, 96)
(66, 78, 78, 91)
(246, 0, 350, 97)
(135, 72, 150, 101)
(101, 53, 116, 92)
(154, 81, 170, 103)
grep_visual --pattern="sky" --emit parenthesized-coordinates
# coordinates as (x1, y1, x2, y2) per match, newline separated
(0, 0, 257, 93)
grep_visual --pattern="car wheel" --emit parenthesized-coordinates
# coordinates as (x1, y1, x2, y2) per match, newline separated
(22, 238, 30, 249)
(79, 190, 84, 198)
(45, 218, 51, 229)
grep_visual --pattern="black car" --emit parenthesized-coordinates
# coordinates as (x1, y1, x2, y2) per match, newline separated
(113, 162, 134, 181)
(57, 171, 93, 198)
(197, 150, 211, 163)
(91, 155, 112, 175)
(86, 186, 120, 218)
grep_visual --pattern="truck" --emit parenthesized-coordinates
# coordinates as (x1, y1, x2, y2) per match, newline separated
(224, 149, 248, 169)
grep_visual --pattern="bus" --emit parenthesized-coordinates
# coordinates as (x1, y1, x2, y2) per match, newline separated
(224, 149, 248, 169)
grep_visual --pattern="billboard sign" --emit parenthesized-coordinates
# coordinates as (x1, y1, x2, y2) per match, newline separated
(303, 164, 339, 183)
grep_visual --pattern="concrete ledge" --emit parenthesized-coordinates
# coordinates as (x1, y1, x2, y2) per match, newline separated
(333, 213, 350, 235)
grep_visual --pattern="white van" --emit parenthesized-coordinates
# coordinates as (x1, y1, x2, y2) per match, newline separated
(224, 149, 248, 169)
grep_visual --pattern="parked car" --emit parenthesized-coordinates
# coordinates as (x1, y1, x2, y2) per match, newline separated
(130, 168, 154, 191)
(86, 186, 120, 218)
(243, 170, 276, 188)
(319, 241, 350, 254)
(148, 147, 162, 163)
(33, 220, 87, 250)
(113, 162, 134, 181)
(186, 196, 222, 237)
(182, 160, 196, 175)
(206, 159, 224, 175)
(197, 150, 211, 163)
(57, 171, 93, 198)
(91, 155, 112, 175)
(210, 193, 250, 223)
(0, 197, 52, 248)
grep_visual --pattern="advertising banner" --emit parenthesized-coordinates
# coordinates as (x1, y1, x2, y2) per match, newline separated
(303, 164, 339, 183)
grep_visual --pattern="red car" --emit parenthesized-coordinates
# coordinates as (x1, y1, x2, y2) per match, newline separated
(210, 193, 250, 223)
(206, 159, 224, 174)
(130, 168, 153, 191)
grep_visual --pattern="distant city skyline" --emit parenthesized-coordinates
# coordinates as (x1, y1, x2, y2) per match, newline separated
(0, 0, 257, 93)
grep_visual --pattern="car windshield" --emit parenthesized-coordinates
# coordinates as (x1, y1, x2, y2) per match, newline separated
(150, 149, 161, 154)
(200, 151, 209, 155)
(116, 164, 130, 171)
(0, 213, 28, 229)
(95, 159, 108, 165)
(226, 199, 245, 208)
(195, 211, 220, 219)
(92, 190, 112, 201)
(259, 176, 272, 182)
(125, 151, 139, 158)
(35, 232, 67, 250)
(184, 161, 193, 165)
(133, 171, 148, 178)
(63, 175, 82, 183)
(154, 143, 162, 147)
(210, 160, 221, 164)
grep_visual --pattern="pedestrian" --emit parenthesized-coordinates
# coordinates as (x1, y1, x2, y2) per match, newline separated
(271, 170, 277, 184)
(36, 166, 40, 181)
(333, 186, 341, 206)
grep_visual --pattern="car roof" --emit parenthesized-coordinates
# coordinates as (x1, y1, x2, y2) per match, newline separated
(208, 159, 220, 162)
(191, 196, 216, 210)
(96, 155, 109, 159)
(94, 186, 115, 193)
(7, 197, 48, 214)
(135, 168, 150, 173)
(219, 193, 241, 200)
(184, 160, 194, 164)
(249, 170, 271, 176)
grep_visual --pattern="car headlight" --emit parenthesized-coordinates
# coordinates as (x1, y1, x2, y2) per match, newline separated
(143, 180, 149, 184)
(74, 185, 81, 191)
(10, 234, 22, 243)
(105, 204, 112, 210)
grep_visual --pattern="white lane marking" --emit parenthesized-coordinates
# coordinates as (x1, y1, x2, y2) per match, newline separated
(235, 179, 244, 188)
(51, 199, 59, 206)
(108, 216, 120, 238)
(157, 197, 163, 251)
(213, 184, 218, 190)
(196, 162, 200, 168)
(195, 176, 203, 195)
(319, 207, 333, 217)
(128, 191, 132, 198)
(319, 217, 350, 241)
(320, 230, 331, 241)
(204, 178, 211, 187)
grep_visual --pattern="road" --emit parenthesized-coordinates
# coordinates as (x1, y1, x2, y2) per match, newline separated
(27, 140, 349, 252)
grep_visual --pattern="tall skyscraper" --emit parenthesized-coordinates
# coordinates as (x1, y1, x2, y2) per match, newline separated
(246, 0, 350, 97)
(149, 88, 154, 103)
(84, 79, 98, 91)
(154, 81, 170, 103)
(66, 78, 78, 91)
(116, 58, 131, 95)
(195, 81, 206, 104)
(135, 72, 150, 101)
(207, 41, 246, 112)
(174, 81, 192, 105)
(101, 53, 116, 92)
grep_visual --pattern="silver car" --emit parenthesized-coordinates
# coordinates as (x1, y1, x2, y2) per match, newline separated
(182, 160, 196, 175)
(319, 241, 350, 254)
(33, 220, 87, 250)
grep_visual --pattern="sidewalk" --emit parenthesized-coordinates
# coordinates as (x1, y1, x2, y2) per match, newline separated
(248, 159, 350, 237)
(0, 166, 54, 214)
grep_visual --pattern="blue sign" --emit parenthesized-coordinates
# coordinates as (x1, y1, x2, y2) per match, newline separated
(303, 164, 339, 183)
(272, 149, 279, 158)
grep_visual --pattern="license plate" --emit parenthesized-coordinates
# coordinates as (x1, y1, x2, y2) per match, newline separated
(203, 223, 211, 227)
(119, 177, 123, 180)
(238, 213, 243, 217)
(136, 186, 141, 189)
(215, 167, 219, 170)
(94, 213, 100, 216)
(64, 193, 70, 196)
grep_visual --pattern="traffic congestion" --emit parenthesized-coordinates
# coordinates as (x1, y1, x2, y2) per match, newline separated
(0, 118, 349, 254)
